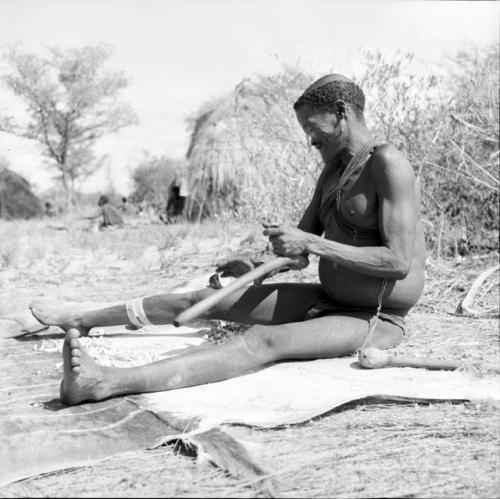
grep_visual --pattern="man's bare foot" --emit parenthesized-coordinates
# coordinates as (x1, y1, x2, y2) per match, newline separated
(0, 318, 48, 339)
(60, 328, 114, 405)
(29, 300, 89, 333)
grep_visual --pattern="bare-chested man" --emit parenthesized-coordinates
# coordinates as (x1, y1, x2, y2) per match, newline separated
(30, 74, 426, 405)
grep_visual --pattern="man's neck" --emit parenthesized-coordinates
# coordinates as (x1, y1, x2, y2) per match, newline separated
(338, 125, 373, 168)
(324, 121, 374, 172)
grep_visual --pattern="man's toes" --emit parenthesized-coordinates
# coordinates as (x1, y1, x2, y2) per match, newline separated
(67, 328, 81, 340)
(71, 355, 81, 366)
(72, 366, 81, 373)
(65, 332, 76, 345)
(71, 348, 81, 357)
(69, 338, 80, 349)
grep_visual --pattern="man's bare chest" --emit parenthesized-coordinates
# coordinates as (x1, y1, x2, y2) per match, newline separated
(321, 165, 378, 230)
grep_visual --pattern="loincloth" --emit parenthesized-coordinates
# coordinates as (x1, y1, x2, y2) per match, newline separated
(305, 298, 406, 332)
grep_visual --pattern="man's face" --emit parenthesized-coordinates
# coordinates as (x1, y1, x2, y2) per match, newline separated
(295, 104, 344, 164)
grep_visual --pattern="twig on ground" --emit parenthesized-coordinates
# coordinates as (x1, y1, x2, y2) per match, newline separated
(456, 265, 500, 317)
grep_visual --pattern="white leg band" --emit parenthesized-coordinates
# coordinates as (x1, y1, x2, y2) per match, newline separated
(126, 298, 153, 328)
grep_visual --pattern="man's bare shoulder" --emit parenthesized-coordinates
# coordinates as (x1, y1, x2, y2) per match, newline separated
(370, 143, 415, 188)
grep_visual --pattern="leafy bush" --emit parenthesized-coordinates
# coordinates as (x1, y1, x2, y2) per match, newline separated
(360, 46, 499, 256)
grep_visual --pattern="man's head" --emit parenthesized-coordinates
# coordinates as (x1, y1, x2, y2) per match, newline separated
(97, 195, 109, 207)
(294, 74, 366, 163)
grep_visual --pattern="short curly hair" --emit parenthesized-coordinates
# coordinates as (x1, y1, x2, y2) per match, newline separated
(294, 80, 365, 115)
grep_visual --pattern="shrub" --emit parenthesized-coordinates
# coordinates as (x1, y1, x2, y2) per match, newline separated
(359, 46, 499, 256)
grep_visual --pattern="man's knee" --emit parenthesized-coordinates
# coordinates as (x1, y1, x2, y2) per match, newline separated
(186, 288, 213, 306)
(242, 325, 281, 362)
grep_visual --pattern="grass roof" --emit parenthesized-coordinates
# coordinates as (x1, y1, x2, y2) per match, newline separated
(186, 67, 322, 222)
(0, 165, 43, 219)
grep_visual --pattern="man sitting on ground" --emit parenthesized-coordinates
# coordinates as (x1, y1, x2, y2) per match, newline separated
(30, 74, 426, 405)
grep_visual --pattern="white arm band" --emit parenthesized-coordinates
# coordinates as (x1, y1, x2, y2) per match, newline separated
(126, 298, 153, 328)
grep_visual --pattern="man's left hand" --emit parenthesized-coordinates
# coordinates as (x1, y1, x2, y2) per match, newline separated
(263, 224, 310, 257)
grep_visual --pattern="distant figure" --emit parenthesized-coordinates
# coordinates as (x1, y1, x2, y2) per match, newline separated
(118, 196, 127, 213)
(119, 196, 136, 216)
(166, 177, 188, 220)
(79, 195, 124, 229)
(166, 185, 183, 218)
(137, 200, 162, 223)
(97, 195, 124, 228)
(44, 201, 56, 217)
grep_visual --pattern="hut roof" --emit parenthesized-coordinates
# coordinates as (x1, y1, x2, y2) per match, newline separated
(186, 67, 322, 220)
(0, 166, 43, 219)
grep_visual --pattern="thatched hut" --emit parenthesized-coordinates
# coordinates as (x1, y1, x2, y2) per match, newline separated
(186, 67, 322, 222)
(0, 165, 43, 219)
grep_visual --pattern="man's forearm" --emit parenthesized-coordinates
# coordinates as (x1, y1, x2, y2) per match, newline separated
(305, 234, 409, 279)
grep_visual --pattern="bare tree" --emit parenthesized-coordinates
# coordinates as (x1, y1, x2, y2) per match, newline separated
(0, 44, 138, 207)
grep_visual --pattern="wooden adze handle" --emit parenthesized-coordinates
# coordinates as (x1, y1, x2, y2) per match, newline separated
(358, 347, 500, 373)
(173, 256, 295, 327)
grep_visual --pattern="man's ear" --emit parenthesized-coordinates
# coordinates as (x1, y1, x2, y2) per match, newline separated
(334, 99, 346, 119)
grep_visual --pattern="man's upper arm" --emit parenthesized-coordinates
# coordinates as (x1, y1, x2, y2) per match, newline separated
(298, 166, 330, 235)
(372, 145, 417, 275)
(298, 197, 322, 235)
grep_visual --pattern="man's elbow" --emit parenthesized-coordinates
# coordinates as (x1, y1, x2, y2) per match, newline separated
(391, 258, 411, 280)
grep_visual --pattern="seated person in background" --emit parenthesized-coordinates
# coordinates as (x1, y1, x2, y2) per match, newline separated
(80, 195, 124, 229)
(119, 196, 137, 216)
(44, 201, 56, 217)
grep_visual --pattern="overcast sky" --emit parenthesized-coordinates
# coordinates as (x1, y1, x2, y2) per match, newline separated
(0, 0, 498, 194)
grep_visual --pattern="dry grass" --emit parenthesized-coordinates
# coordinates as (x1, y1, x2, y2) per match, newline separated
(1, 218, 499, 498)
(230, 399, 500, 498)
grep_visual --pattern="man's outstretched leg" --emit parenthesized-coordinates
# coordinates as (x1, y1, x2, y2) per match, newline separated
(29, 290, 211, 333)
(60, 313, 403, 405)
(30, 283, 328, 331)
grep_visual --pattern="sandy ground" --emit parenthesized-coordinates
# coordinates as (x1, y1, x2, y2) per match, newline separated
(1, 218, 499, 498)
